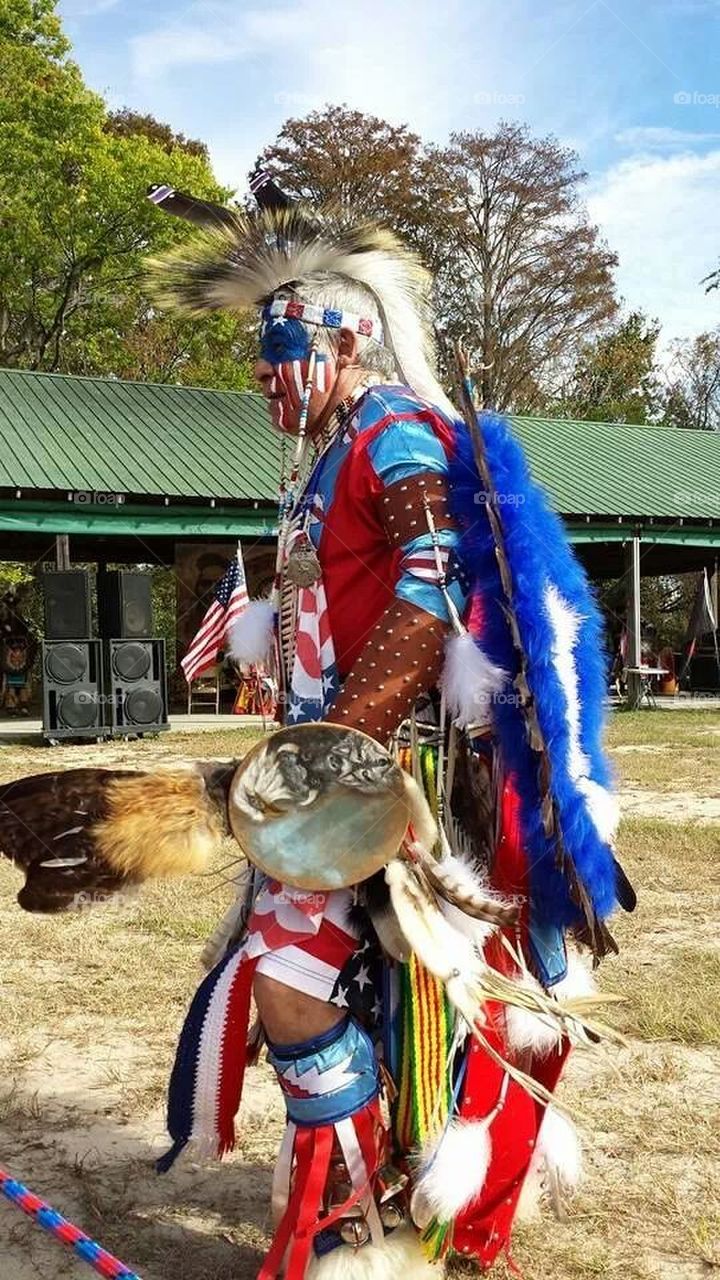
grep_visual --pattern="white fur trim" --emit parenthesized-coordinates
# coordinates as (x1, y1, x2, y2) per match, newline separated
(577, 776, 620, 843)
(537, 1107, 582, 1191)
(228, 599, 274, 665)
(307, 1225, 441, 1280)
(411, 1119, 491, 1226)
(440, 631, 506, 727)
(543, 583, 619, 844)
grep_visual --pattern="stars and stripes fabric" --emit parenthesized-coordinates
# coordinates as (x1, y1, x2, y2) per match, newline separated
(285, 529, 340, 723)
(157, 879, 359, 1173)
(181, 547, 249, 683)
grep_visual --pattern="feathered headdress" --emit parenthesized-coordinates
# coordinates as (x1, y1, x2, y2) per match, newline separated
(147, 193, 456, 417)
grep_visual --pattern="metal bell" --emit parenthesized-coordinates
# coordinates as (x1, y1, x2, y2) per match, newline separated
(379, 1201, 405, 1231)
(375, 1163, 408, 1203)
(340, 1218, 371, 1247)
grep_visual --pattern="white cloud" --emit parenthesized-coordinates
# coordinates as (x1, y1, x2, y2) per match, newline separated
(615, 125, 720, 148)
(130, 0, 480, 138)
(588, 148, 720, 344)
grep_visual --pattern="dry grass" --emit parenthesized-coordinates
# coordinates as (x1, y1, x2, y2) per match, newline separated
(0, 716, 719, 1278)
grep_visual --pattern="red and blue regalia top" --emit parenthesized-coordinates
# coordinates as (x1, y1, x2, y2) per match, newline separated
(299, 382, 468, 678)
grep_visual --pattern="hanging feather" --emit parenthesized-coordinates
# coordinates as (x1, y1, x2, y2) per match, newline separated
(408, 845, 520, 928)
(384, 861, 620, 1110)
(400, 772, 439, 854)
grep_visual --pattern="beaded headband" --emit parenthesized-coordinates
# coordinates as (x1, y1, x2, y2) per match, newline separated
(264, 297, 385, 345)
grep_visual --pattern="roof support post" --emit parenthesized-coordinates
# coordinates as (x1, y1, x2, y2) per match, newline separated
(625, 533, 642, 709)
(55, 534, 70, 570)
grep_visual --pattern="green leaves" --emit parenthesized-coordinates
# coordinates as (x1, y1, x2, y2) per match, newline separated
(0, 0, 252, 388)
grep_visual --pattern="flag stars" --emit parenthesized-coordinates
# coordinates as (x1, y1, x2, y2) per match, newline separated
(354, 962, 371, 992)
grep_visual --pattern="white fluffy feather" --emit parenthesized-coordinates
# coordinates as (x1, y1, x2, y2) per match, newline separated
(537, 1107, 582, 1191)
(440, 632, 506, 728)
(412, 1120, 492, 1225)
(504, 971, 565, 1057)
(504, 1001, 563, 1057)
(228, 599, 274, 665)
(552, 949, 597, 1001)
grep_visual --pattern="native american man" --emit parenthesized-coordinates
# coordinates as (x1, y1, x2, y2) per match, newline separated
(0, 175, 635, 1279)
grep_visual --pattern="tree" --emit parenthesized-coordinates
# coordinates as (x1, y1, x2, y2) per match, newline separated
(552, 310, 661, 424)
(257, 113, 618, 411)
(104, 109, 209, 160)
(255, 106, 443, 256)
(661, 328, 720, 431)
(0, 0, 253, 389)
(433, 124, 618, 410)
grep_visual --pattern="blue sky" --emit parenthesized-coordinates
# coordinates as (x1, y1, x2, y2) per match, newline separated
(60, 0, 720, 347)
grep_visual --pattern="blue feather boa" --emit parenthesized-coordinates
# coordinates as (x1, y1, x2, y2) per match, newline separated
(448, 412, 617, 977)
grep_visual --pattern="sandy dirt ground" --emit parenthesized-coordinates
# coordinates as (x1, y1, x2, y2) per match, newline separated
(0, 715, 719, 1280)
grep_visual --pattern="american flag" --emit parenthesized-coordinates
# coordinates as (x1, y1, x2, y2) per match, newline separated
(181, 548, 249, 683)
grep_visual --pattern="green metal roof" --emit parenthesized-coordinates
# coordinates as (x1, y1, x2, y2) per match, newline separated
(0, 368, 281, 501)
(0, 368, 717, 526)
(509, 414, 720, 523)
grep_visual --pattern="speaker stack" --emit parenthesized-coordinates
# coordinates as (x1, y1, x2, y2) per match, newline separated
(98, 570, 169, 737)
(41, 569, 169, 740)
(42, 571, 105, 741)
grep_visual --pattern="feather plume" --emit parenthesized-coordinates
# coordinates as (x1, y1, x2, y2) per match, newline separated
(504, 985, 564, 1057)
(229, 599, 274, 665)
(94, 769, 226, 880)
(440, 631, 506, 727)
(386, 861, 624, 1077)
(538, 1107, 582, 1192)
(412, 846, 520, 927)
(148, 204, 456, 418)
(411, 1119, 492, 1226)
(201, 862, 254, 971)
(401, 772, 439, 853)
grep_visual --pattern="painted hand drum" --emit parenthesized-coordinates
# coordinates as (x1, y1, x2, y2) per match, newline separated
(228, 724, 411, 889)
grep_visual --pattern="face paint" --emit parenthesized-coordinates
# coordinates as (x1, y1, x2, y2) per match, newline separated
(267, 354, 333, 434)
(260, 314, 311, 365)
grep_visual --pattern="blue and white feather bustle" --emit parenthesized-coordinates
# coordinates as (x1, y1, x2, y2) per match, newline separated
(447, 411, 622, 985)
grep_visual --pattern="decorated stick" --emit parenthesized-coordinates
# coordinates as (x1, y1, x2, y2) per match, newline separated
(0, 1166, 142, 1279)
(451, 344, 613, 958)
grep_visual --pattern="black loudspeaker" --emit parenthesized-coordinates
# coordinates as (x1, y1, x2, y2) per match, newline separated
(43, 571, 93, 640)
(41, 641, 107, 740)
(98, 570, 153, 639)
(104, 638, 169, 734)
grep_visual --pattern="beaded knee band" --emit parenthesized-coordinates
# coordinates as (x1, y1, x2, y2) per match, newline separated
(267, 1016, 380, 1128)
